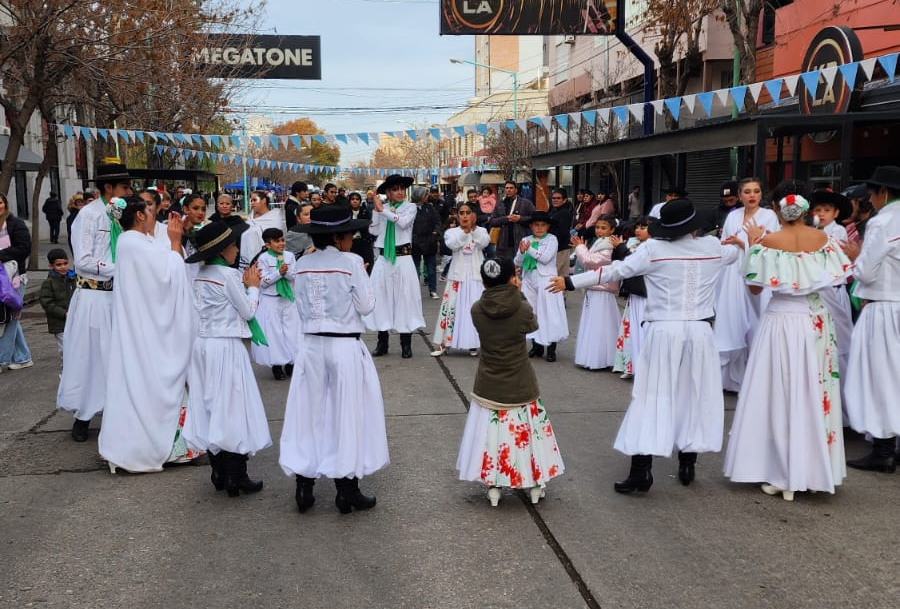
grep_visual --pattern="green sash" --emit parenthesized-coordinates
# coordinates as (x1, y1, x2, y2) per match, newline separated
(266, 250, 295, 302)
(521, 235, 545, 273)
(383, 203, 402, 264)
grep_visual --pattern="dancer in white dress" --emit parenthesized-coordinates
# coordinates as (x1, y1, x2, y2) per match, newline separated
(431, 201, 489, 356)
(240, 190, 285, 269)
(279, 205, 389, 514)
(715, 177, 781, 392)
(366, 174, 426, 358)
(514, 211, 568, 362)
(250, 228, 301, 380)
(57, 163, 134, 442)
(570, 216, 620, 370)
(182, 222, 272, 497)
(724, 193, 852, 500)
(841, 166, 900, 474)
(550, 198, 743, 493)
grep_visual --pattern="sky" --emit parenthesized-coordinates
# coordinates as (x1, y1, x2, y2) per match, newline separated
(231, 0, 477, 164)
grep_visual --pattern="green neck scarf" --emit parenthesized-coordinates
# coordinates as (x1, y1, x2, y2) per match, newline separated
(521, 235, 546, 273)
(382, 201, 402, 265)
(103, 197, 123, 263)
(266, 250, 295, 302)
(208, 256, 268, 346)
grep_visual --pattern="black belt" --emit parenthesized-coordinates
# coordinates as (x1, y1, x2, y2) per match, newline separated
(383, 244, 411, 257)
(309, 332, 361, 339)
(75, 276, 114, 291)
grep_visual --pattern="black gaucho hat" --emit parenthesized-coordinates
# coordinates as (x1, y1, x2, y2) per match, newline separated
(185, 221, 249, 264)
(376, 174, 415, 195)
(526, 210, 555, 226)
(293, 204, 371, 234)
(648, 198, 702, 239)
(87, 163, 134, 184)
(865, 165, 900, 191)
(809, 189, 852, 220)
(663, 185, 689, 197)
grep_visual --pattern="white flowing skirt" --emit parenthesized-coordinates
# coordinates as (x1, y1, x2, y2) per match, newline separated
(457, 399, 564, 488)
(613, 294, 646, 375)
(365, 255, 425, 333)
(574, 290, 620, 369)
(57, 289, 113, 421)
(521, 271, 568, 345)
(614, 321, 724, 456)
(251, 294, 301, 366)
(279, 334, 390, 479)
(432, 278, 483, 350)
(723, 294, 845, 493)
(183, 337, 272, 456)
(715, 259, 766, 392)
(844, 301, 900, 437)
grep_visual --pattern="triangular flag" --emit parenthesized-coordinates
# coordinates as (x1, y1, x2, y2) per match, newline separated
(714, 89, 730, 108)
(683, 94, 696, 114)
(664, 97, 681, 122)
(489, 122, 503, 134)
(417, 129, 428, 141)
(429, 128, 441, 141)
(527, 117, 543, 126)
(312, 135, 326, 145)
(202, 134, 213, 146)
(269, 135, 280, 148)
(88, 128, 98, 139)
(568, 112, 582, 126)
(838, 62, 858, 90)
(627, 103, 644, 123)
(764, 78, 783, 104)
(821, 66, 838, 88)
(453, 126, 467, 137)
(290, 135, 301, 149)
(280, 135, 289, 148)
(476, 124, 487, 137)
(515, 118, 528, 132)
(596, 107, 610, 124)
(555, 114, 568, 130)
(358, 133, 369, 145)
(504, 120, 517, 132)
(860, 57, 877, 80)
(540, 116, 554, 131)
(302, 135, 312, 146)
(730, 85, 748, 112)
(335, 134, 348, 144)
(650, 100, 665, 115)
(369, 133, 380, 144)
(192, 134, 203, 146)
(612, 106, 629, 125)
(783, 74, 800, 96)
(878, 53, 898, 83)
(582, 110, 597, 125)
(800, 70, 821, 100)
(696, 92, 714, 117)
(348, 133, 359, 144)
(250, 136, 262, 147)
(63, 124, 74, 139)
(97, 128, 108, 141)
(748, 82, 764, 103)
(405, 130, 417, 141)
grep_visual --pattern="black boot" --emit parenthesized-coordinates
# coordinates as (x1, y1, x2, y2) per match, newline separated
(272, 365, 286, 380)
(295, 475, 316, 513)
(372, 331, 389, 357)
(285, 363, 294, 377)
(614, 455, 653, 493)
(400, 333, 413, 359)
(528, 340, 544, 358)
(847, 437, 896, 473)
(223, 452, 264, 497)
(208, 451, 225, 491)
(545, 342, 557, 363)
(677, 451, 697, 486)
(71, 419, 90, 442)
(334, 477, 377, 514)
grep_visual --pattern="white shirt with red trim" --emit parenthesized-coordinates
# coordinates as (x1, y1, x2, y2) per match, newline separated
(292, 246, 375, 334)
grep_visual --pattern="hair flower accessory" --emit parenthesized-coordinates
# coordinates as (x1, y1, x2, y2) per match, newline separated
(778, 193, 809, 221)
(107, 197, 127, 220)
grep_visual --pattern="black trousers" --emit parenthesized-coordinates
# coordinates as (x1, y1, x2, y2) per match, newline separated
(48, 219, 61, 243)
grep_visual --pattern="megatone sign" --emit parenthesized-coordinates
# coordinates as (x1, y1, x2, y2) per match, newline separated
(193, 34, 321, 80)
(440, 0, 618, 35)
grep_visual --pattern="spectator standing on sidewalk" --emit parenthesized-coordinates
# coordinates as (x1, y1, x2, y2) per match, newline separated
(411, 186, 442, 299)
(0, 192, 33, 372)
(43, 192, 63, 244)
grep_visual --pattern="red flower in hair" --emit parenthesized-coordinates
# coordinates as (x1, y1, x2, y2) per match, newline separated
(785, 194, 796, 206)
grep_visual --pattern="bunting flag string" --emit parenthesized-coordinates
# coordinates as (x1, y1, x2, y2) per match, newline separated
(53, 50, 899, 152)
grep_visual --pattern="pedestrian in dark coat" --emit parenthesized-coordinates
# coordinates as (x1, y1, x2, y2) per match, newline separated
(410, 186, 441, 298)
(43, 192, 63, 244)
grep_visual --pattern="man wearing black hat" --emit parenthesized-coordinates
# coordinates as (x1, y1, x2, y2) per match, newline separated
(57, 162, 134, 443)
(649, 185, 688, 219)
(549, 198, 744, 493)
(366, 174, 426, 358)
(496, 181, 534, 260)
(285, 181, 308, 230)
(841, 166, 900, 474)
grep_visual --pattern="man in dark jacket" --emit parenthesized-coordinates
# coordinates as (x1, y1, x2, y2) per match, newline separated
(284, 181, 308, 230)
(496, 181, 534, 260)
(548, 187, 575, 277)
(411, 186, 441, 298)
(43, 192, 64, 244)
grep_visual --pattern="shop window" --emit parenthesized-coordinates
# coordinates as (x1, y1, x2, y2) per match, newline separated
(808, 161, 841, 192)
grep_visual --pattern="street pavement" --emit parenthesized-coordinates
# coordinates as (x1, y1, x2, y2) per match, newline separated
(1, 255, 898, 609)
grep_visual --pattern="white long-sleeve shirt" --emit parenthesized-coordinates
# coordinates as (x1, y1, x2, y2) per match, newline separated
(194, 265, 260, 338)
(851, 200, 900, 302)
(369, 201, 417, 249)
(292, 246, 375, 334)
(71, 199, 114, 280)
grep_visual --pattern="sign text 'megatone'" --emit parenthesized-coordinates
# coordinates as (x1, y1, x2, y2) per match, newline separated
(193, 34, 321, 80)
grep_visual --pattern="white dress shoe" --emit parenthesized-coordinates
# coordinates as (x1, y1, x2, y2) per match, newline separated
(487, 487, 501, 507)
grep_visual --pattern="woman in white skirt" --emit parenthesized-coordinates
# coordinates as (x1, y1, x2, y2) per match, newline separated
(723, 193, 851, 501)
(715, 177, 781, 392)
(612, 217, 653, 379)
(550, 198, 743, 493)
(280, 205, 389, 514)
(571, 215, 619, 370)
(458, 258, 564, 507)
(514, 211, 568, 362)
(250, 227, 301, 380)
(182, 222, 272, 498)
(841, 165, 900, 474)
(432, 201, 489, 357)
(366, 174, 425, 358)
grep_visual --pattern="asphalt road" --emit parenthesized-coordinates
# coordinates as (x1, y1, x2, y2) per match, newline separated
(1, 279, 897, 609)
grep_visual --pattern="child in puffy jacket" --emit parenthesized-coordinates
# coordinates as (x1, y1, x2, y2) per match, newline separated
(38, 248, 76, 369)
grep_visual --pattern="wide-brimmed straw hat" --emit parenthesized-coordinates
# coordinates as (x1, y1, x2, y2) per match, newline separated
(87, 163, 135, 183)
(292, 204, 371, 234)
(648, 198, 702, 239)
(185, 221, 249, 263)
(865, 165, 900, 191)
(376, 174, 414, 195)
(809, 189, 852, 220)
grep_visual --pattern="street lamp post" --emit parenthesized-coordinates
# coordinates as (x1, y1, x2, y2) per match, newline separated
(450, 58, 518, 119)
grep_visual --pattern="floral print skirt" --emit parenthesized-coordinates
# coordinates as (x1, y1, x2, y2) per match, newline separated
(432, 278, 483, 350)
(168, 390, 205, 464)
(613, 294, 646, 375)
(457, 398, 564, 488)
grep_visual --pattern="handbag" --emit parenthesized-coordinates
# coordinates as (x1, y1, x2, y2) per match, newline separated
(489, 226, 501, 245)
(0, 260, 23, 310)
